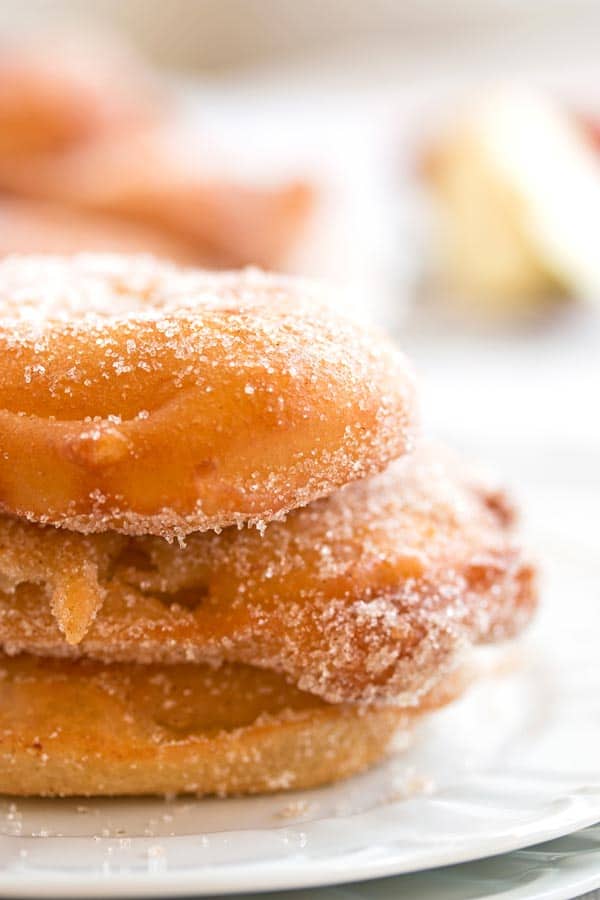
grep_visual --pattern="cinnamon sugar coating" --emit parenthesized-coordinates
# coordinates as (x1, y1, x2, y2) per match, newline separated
(0, 255, 415, 538)
(0, 654, 467, 797)
(0, 445, 535, 704)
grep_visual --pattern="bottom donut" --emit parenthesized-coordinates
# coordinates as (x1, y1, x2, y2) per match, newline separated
(0, 655, 468, 797)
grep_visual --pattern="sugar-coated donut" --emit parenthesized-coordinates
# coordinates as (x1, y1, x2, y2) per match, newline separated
(0, 654, 467, 797)
(0, 255, 415, 539)
(0, 445, 535, 703)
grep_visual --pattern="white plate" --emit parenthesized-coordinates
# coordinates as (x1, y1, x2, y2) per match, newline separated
(231, 823, 600, 900)
(376, 823, 600, 900)
(1, 531, 599, 898)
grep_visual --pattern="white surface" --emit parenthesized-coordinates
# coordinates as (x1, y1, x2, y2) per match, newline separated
(0, 523, 599, 897)
(219, 824, 600, 900)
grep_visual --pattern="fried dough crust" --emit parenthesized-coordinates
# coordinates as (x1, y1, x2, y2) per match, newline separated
(0, 654, 466, 797)
(0, 446, 535, 704)
(0, 255, 415, 539)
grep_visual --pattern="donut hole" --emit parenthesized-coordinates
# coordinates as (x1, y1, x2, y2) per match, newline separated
(115, 543, 157, 573)
(111, 542, 210, 611)
(151, 584, 209, 611)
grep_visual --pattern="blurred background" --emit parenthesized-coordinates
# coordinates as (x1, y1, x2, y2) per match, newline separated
(0, 0, 598, 548)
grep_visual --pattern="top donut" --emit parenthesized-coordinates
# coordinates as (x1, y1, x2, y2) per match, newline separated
(0, 255, 416, 538)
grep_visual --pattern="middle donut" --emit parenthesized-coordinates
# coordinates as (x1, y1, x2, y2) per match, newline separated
(0, 445, 536, 705)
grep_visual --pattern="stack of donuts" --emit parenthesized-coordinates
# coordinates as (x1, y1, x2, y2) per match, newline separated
(0, 254, 536, 797)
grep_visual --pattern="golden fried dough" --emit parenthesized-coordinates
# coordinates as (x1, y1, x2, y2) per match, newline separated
(0, 446, 535, 704)
(0, 255, 415, 539)
(0, 519, 119, 645)
(0, 655, 466, 797)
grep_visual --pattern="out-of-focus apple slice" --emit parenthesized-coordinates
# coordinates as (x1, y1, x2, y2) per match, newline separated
(424, 88, 600, 315)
